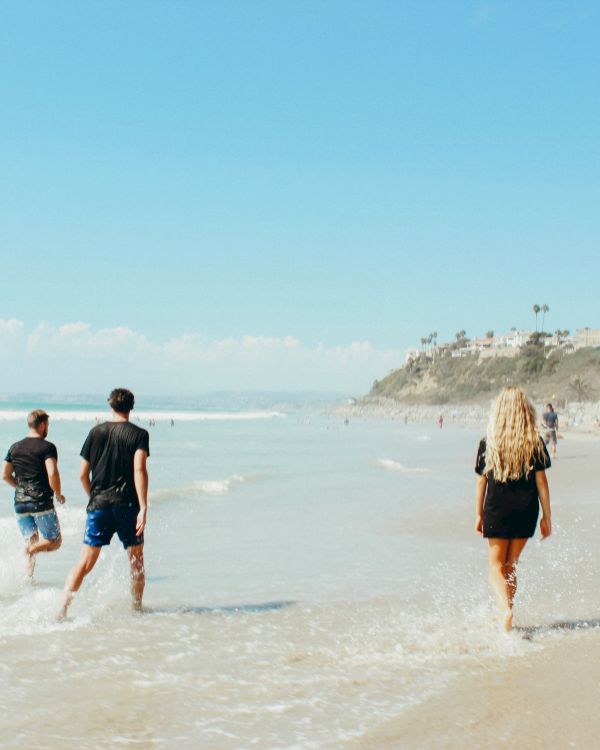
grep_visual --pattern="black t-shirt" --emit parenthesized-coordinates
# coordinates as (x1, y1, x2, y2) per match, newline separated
(81, 421, 150, 512)
(4, 437, 58, 513)
(475, 437, 550, 520)
(542, 410, 558, 429)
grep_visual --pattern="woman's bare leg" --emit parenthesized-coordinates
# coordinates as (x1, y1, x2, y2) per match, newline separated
(505, 538, 528, 611)
(487, 539, 512, 631)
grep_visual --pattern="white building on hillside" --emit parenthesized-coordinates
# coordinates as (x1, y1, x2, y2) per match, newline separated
(493, 330, 533, 349)
(573, 328, 600, 348)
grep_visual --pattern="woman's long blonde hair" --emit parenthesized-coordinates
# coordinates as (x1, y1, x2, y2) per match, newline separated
(484, 386, 544, 482)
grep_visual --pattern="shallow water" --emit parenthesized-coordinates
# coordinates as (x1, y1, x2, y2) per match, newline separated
(0, 407, 598, 748)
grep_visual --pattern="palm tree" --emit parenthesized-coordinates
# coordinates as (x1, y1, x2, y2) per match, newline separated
(420, 336, 427, 353)
(532, 304, 541, 332)
(541, 304, 549, 333)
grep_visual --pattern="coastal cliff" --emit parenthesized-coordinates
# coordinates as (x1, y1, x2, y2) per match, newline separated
(369, 346, 600, 406)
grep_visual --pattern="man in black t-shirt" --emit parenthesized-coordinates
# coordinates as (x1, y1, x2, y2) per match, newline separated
(58, 388, 149, 620)
(2, 409, 66, 577)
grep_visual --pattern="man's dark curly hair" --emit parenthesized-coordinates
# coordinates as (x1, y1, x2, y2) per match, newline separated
(108, 388, 135, 414)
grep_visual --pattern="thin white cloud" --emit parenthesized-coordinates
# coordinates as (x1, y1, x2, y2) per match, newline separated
(0, 318, 401, 394)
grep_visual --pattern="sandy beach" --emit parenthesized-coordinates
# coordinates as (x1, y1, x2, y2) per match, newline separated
(334, 396, 600, 435)
(341, 426, 600, 750)
(347, 631, 600, 749)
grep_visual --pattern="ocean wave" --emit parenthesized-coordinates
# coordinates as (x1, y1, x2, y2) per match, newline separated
(376, 459, 429, 474)
(151, 474, 249, 502)
(0, 410, 287, 423)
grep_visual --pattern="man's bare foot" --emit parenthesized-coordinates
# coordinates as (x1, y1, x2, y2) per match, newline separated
(56, 591, 73, 622)
(24, 547, 35, 578)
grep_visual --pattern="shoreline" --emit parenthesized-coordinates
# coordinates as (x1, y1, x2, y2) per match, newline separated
(331, 396, 600, 437)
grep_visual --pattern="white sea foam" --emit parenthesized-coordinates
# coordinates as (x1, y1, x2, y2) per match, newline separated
(376, 459, 429, 474)
(0, 410, 287, 423)
(151, 474, 249, 501)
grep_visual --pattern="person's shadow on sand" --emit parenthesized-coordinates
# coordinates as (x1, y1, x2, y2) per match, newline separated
(517, 618, 600, 640)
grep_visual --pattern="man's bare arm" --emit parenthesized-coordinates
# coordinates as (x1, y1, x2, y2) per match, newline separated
(133, 449, 148, 536)
(45, 457, 66, 503)
(79, 459, 92, 498)
(2, 460, 17, 489)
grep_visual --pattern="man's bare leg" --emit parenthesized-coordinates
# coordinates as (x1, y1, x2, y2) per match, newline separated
(27, 535, 62, 555)
(23, 532, 38, 578)
(127, 544, 145, 611)
(57, 545, 102, 621)
(25, 534, 61, 579)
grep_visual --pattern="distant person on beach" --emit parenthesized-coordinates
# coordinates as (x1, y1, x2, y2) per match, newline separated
(542, 403, 559, 457)
(474, 386, 552, 631)
(58, 388, 149, 620)
(438, 414, 443, 429)
(2, 410, 66, 577)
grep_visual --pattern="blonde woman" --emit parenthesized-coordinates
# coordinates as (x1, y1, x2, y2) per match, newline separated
(475, 386, 552, 631)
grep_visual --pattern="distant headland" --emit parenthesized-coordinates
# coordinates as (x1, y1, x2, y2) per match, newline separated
(369, 313, 600, 407)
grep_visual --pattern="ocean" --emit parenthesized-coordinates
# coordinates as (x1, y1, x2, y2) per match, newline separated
(0, 396, 598, 749)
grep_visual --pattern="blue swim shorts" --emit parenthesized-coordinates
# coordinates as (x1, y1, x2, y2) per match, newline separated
(84, 505, 143, 549)
(16, 509, 61, 541)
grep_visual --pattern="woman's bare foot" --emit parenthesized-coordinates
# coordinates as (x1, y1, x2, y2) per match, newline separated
(503, 609, 513, 632)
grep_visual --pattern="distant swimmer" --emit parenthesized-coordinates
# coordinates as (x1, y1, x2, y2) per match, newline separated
(474, 386, 552, 632)
(438, 414, 444, 429)
(171, 419, 174, 427)
(58, 388, 149, 620)
(2, 409, 66, 578)
(541, 403, 559, 457)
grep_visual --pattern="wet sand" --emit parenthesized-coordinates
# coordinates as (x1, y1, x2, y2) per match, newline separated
(345, 433, 600, 750)
(347, 629, 600, 749)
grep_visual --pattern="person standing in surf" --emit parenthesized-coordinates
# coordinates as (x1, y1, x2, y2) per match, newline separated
(542, 403, 559, 458)
(474, 386, 552, 631)
(2, 409, 66, 577)
(58, 388, 149, 620)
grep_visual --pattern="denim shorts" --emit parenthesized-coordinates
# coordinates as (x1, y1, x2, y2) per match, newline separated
(16, 509, 61, 541)
(84, 505, 143, 549)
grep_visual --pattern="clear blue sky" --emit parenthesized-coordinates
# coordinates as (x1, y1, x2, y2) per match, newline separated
(0, 1, 598, 393)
